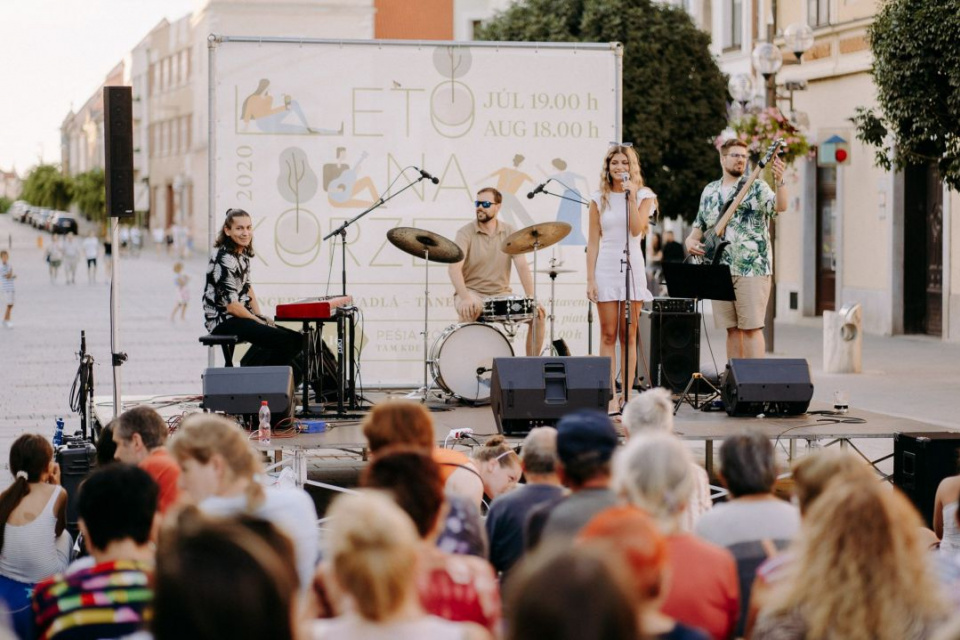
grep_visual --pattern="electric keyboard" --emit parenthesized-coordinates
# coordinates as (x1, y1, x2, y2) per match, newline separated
(275, 295, 353, 320)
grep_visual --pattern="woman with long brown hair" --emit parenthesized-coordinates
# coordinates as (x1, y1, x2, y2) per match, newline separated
(753, 477, 948, 640)
(586, 144, 656, 410)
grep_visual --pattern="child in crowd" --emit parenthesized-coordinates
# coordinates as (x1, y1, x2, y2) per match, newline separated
(171, 262, 190, 322)
(1, 250, 14, 328)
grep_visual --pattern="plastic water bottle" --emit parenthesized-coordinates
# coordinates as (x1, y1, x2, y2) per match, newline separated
(258, 401, 271, 445)
(53, 417, 64, 447)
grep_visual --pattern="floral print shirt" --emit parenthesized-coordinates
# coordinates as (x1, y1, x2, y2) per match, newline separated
(203, 246, 252, 332)
(694, 178, 778, 277)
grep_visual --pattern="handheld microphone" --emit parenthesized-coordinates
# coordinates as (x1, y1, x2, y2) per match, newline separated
(415, 167, 440, 184)
(476, 366, 491, 376)
(620, 173, 630, 184)
(527, 179, 551, 199)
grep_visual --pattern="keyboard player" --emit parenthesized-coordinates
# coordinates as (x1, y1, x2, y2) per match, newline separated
(202, 208, 303, 377)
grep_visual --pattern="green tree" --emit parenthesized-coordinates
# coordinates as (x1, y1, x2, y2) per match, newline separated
(477, 0, 729, 221)
(20, 164, 73, 211)
(72, 169, 107, 222)
(0, 196, 12, 213)
(852, 0, 960, 190)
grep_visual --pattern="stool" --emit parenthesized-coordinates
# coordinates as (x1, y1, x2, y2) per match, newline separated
(199, 334, 240, 367)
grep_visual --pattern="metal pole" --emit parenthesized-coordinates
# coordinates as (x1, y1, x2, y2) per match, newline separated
(110, 218, 122, 417)
(763, 21, 777, 354)
(207, 35, 218, 368)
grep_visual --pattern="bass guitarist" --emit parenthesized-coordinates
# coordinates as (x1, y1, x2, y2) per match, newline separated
(685, 138, 787, 359)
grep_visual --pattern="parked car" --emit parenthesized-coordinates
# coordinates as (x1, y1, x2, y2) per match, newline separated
(50, 214, 78, 235)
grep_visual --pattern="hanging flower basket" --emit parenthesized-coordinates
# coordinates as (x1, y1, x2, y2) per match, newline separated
(727, 107, 811, 166)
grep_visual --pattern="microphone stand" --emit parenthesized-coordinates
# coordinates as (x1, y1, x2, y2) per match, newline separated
(528, 185, 593, 354)
(620, 180, 635, 406)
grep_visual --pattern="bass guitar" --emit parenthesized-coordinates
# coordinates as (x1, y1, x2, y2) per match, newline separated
(692, 138, 784, 265)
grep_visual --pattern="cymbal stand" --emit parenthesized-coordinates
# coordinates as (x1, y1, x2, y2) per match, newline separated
(406, 248, 438, 403)
(531, 235, 541, 353)
(546, 258, 560, 355)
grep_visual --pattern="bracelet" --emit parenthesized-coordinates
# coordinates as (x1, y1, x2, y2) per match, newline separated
(778, 178, 786, 187)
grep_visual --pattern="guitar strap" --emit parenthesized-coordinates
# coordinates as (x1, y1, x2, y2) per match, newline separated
(718, 175, 747, 220)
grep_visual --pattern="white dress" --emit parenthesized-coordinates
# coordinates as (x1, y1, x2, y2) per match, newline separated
(592, 189, 655, 302)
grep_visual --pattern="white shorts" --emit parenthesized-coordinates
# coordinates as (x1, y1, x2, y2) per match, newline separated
(2, 291, 14, 306)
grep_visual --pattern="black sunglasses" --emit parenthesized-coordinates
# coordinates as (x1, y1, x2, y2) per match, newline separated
(475, 200, 495, 209)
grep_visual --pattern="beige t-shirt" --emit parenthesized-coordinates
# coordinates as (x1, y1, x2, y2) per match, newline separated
(454, 219, 515, 297)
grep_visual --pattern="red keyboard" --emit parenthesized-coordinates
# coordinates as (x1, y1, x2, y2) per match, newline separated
(275, 295, 353, 320)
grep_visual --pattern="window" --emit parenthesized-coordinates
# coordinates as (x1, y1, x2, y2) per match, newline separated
(723, 0, 743, 50)
(808, 0, 830, 27)
(470, 19, 483, 39)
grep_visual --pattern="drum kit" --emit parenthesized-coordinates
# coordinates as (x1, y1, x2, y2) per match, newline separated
(387, 220, 572, 403)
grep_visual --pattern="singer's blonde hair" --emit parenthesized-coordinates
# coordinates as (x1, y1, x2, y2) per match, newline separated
(599, 145, 649, 237)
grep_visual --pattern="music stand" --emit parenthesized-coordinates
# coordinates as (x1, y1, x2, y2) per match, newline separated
(661, 263, 735, 413)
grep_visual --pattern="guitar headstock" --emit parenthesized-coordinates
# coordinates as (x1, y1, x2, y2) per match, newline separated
(758, 138, 785, 168)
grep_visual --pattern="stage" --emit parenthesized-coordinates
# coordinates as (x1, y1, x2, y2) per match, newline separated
(93, 390, 959, 484)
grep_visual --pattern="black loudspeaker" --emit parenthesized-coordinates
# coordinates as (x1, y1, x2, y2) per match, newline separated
(56, 437, 97, 536)
(103, 86, 134, 218)
(490, 357, 611, 435)
(202, 366, 295, 426)
(721, 358, 814, 416)
(640, 311, 700, 392)
(894, 432, 960, 527)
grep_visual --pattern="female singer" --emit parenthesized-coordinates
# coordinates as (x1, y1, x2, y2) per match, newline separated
(587, 144, 656, 412)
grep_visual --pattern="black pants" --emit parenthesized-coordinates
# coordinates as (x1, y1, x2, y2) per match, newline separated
(213, 318, 303, 383)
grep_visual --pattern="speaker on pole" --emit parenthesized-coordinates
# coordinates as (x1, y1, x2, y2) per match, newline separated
(491, 356, 611, 435)
(104, 86, 134, 219)
(640, 308, 700, 392)
(721, 358, 814, 416)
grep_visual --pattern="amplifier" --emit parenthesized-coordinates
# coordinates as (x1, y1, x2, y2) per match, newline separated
(202, 366, 295, 426)
(56, 437, 97, 535)
(652, 297, 696, 313)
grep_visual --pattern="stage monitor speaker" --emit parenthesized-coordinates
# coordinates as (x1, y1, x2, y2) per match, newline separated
(103, 86, 134, 218)
(202, 366, 295, 426)
(640, 310, 700, 392)
(490, 356, 611, 435)
(894, 432, 960, 527)
(56, 437, 97, 536)
(721, 358, 814, 416)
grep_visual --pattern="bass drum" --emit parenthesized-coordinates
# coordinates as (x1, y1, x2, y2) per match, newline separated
(430, 323, 514, 402)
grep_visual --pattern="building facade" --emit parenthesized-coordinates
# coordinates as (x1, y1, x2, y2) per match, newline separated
(697, 0, 959, 341)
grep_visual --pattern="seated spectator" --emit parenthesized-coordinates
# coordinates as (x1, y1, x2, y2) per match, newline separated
(526, 410, 620, 548)
(361, 400, 487, 557)
(170, 414, 318, 591)
(312, 491, 490, 639)
(504, 543, 639, 640)
(0, 435, 72, 639)
(114, 406, 181, 513)
(621, 388, 712, 530)
(746, 449, 875, 635)
(361, 449, 501, 633)
(694, 431, 799, 547)
(95, 421, 118, 467)
(579, 506, 709, 640)
(485, 427, 565, 577)
(33, 465, 158, 640)
(471, 436, 523, 507)
(613, 433, 738, 640)
(693, 431, 799, 637)
(152, 509, 299, 640)
(753, 478, 948, 640)
(935, 472, 960, 553)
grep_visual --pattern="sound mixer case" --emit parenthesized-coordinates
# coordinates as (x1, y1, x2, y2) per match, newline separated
(56, 436, 97, 537)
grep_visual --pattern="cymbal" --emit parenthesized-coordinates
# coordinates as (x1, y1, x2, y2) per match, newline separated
(501, 222, 572, 255)
(387, 227, 464, 264)
(536, 267, 577, 275)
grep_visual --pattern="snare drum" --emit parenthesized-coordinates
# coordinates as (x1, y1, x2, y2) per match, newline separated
(429, 323, 514, 401)
(482, 295, 535, 323)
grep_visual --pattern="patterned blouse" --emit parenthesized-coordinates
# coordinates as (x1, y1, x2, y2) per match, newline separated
(694, 178, 778, 277)
(203, 246, 252, 332)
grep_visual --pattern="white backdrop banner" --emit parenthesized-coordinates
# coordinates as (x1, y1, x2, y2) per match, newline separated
(212, 38, 622, 385)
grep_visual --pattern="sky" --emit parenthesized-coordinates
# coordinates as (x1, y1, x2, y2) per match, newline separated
(0, 0, 200, 175)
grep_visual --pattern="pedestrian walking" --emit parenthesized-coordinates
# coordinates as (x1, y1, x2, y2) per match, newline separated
(171, 262, 189, 322)
(82, 232, 99, 283)
(152, 227, 165, 256)
(63, 233, 81, 285)
(45, 238, 63, 284)
(130, 226, 142, 257)
(1, 250, 15, 328)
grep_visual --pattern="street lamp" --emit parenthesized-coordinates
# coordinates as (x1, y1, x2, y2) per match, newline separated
(727, 73, 754, 121)
(784, 22, 814, 62)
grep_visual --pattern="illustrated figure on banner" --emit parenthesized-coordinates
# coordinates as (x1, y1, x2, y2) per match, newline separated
(240, 78, 342, 135)
(323, 147, 380, 208)
(481, 154, 535, 228)
(539, 157, 588, 265)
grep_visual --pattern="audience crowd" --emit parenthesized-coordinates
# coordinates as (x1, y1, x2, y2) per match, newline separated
(3, 391, 960, 640)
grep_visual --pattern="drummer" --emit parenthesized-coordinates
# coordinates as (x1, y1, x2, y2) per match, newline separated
(448, 187, 545, 357)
